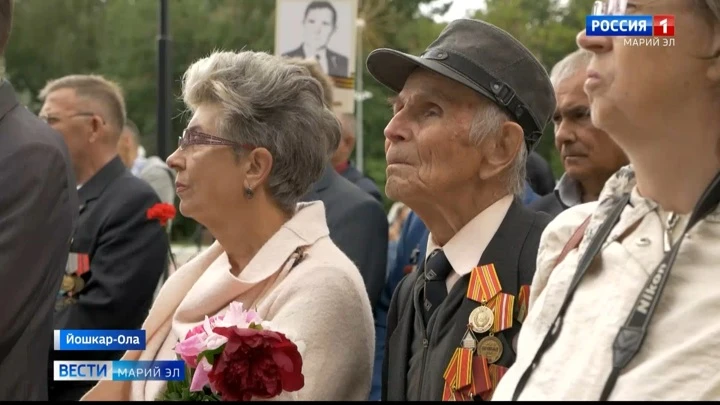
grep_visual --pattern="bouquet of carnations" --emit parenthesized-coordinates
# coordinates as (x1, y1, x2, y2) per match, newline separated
(158, 302, 305, 401)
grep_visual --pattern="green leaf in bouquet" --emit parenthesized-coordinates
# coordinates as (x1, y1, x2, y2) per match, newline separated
(249, 322, 263, 330)
(156, 380, 186, 401)
(196, 345, 225, 366)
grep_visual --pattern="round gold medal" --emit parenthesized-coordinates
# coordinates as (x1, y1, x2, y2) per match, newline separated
(469, 306, 494, 334)
(61, 275, 74, 293)
(477, 335, 503, 364)
(71, 276, 85, 294)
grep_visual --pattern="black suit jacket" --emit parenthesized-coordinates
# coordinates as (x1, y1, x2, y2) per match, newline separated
(383, 199, 551, 401)
(49, 156, 169, 401)
(339, 163, 383, 203)
(0, 81, 77, 401)
(529, 191, 568, 219)
(301, 165, 388, 311)
(282, 45, 350, 77)
(526, 151, 556, 196)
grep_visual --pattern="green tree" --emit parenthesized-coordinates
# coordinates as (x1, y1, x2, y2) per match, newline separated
(3, 0, 594, 239)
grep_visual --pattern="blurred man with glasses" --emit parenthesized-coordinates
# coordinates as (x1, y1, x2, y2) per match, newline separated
(39, 75, 169, 401)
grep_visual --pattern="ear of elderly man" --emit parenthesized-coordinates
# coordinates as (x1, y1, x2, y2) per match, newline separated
(365, 18, 556, 401)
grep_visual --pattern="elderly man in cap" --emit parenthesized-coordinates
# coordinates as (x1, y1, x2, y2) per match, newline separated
(367, 18, 556, 401)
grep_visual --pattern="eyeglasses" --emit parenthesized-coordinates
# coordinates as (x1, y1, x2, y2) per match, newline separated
(39, 112, 98, 125)
(178, 128, 254, 151)
(591, 0, 628, 15)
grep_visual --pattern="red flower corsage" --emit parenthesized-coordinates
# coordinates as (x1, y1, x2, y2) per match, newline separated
(147, 202, 176, 226)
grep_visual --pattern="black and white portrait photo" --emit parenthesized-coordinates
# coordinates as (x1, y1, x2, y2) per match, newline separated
(276, 0, 356, 79)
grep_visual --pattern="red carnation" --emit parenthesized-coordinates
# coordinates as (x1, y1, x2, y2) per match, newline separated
(208, 326, 304, 401)
(146, 202, 176, 226)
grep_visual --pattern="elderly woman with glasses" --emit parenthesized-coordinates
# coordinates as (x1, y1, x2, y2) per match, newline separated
(493, 0, 720, 401)
(81, 51, 375, 401)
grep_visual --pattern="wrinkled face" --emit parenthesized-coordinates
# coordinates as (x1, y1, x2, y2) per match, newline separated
(303, 7, 335, 51)
(166, 104, 248, 221)
(553, 70, 628, 184)
(39, 88, 98, 177)
(578, 0, 718, 144)
(384, 69, 485, 205)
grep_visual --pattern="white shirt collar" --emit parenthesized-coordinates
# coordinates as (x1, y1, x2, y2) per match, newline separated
(425, 194, 514, 279)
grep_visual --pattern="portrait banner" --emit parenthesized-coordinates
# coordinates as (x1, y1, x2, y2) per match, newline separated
(275, 0, 358, 114)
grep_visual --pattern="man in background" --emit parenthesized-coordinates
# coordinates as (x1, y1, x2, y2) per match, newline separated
(0, 1, 77, 399)
(287, 57, 389, 315)
(282, 0, 349, 77)
(530, 49, 627, 218)
(39, 74, 168, 401)
(117, 118, 176, 291)
(333, 112, 383, 202)
(117, 119, 175, 205)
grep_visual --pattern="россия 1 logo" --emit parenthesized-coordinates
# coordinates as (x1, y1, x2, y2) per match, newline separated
(586, 14, 675, 47)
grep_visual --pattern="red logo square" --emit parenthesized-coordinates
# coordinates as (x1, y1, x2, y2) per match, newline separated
(653, 15, 675, 37)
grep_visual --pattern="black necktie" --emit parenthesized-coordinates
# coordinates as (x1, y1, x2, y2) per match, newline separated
(423, 249, 453, 324)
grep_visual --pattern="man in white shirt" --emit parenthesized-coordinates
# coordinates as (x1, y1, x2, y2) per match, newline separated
(366, 18, 556, 401)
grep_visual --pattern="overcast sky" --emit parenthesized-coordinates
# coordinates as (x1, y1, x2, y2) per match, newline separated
(419, 0, 484, 22)
(421, 0, 574, 22)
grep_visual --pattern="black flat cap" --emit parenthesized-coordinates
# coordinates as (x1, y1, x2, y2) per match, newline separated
(366, 18, 556, 151)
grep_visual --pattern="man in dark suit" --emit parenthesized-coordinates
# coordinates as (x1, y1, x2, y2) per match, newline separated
(526, 150, 556, 196)
(0, 2, 78, 399)
(333, 113, 383, 202)
(282, 1, 350, 77)
(289, 57, 389, 314)
(302, 164, 389, 313)
(366, 18, 556, 400)
(38, 75, 169, 401)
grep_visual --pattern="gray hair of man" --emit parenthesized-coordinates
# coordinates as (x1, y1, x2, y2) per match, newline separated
(181, 50, 341, 213)
(468, 101, 527, 197)
(549, 48, 593, 88)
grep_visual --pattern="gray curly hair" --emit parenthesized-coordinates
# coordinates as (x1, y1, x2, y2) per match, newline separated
(181, 50, 341, 213)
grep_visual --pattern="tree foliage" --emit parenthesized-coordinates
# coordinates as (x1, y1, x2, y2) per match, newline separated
(4, 0, 594, 240)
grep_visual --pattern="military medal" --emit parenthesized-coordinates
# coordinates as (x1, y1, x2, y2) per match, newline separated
(487, 293, 515, 333)
(480, 364, 509, 401)
(468, 305, 494, 333)
(461, 329, 477, 350)
(477, 335, 503, 364)
(442, 262, 516, 400)
(517, 285, 530, 323)
(470, 355, 492, 395)
(466, 264, 501, 303)
(67, 252, 90, 276)
(61, 275, 74, 293)
(71, 276, 85, 294)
